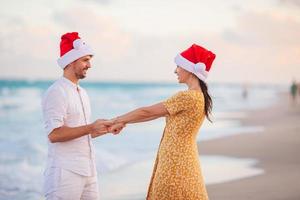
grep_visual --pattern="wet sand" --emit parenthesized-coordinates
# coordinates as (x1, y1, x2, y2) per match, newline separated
(198, 94, 300, 200)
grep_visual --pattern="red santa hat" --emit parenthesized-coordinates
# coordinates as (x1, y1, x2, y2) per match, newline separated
(57, 32, 94, 69)
(174, 44, 216, 82)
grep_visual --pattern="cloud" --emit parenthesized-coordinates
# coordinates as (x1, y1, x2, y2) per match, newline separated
(1, 2, 299, 84)
(221, 11, 300, 47)
(53, 7, 131, 62)
(78, 0, 112, 5)
(209, 11, 300, 83)
(0, 20, 60, 79)
(279, 0, 300, 7)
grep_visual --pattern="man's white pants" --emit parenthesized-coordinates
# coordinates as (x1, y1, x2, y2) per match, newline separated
(43, 167, 99, 200)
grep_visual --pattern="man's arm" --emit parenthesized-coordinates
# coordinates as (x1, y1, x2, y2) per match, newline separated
(48, 119, 112, 143)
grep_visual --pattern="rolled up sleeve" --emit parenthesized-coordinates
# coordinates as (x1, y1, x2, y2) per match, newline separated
(42, 87, 67, 135)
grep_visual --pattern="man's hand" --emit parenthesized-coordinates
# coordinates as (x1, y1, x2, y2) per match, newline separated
(90, 119, 113, 138)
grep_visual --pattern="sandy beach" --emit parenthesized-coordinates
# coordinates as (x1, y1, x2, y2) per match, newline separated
(198, 93, 300, 200)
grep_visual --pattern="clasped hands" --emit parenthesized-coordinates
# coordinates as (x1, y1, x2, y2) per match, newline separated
(90, 118, 125, 138)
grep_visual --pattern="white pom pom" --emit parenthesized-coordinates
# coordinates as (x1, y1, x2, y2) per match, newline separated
(194, 63, 208, 78)
(73, 39, 85, 50)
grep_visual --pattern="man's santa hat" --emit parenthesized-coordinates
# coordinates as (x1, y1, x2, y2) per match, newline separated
(57, 32, 93, 69)
(174, 44, 216, 82)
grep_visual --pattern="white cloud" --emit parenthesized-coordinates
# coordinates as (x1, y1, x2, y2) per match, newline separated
(79, 0, 112, 5)
(0, 19, 59, 79)
(280, 0, 300, 7)
(203, 11, 300, 84)
(53, 7, 132, 62)
(0, 0, 299, 84)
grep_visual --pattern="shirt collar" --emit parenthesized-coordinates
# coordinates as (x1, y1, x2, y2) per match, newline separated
(60, 76, 80, 90)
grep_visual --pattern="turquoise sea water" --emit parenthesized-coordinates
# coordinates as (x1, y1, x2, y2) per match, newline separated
(0, 79, 280, 200)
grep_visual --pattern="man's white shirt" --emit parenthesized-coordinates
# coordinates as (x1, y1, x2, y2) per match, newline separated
(42, 76, 96, 176)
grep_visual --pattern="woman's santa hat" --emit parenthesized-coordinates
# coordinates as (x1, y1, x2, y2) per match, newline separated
(57, 32, 94, 69)
(175, 44, 216, 82)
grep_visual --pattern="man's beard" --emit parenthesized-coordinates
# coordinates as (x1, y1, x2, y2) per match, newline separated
(75, 69, 87, 79)
(75, 73, 86, 79)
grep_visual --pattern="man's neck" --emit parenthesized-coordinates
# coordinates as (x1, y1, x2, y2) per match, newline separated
(63, 73, 79, 85)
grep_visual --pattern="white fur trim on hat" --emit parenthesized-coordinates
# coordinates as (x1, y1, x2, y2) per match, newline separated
(174, 54, 208, 82)
(57, 39, 94, 69)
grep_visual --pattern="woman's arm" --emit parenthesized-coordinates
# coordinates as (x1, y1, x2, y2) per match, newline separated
(113, 102, 169, 125)
(129, 115, 160, 123)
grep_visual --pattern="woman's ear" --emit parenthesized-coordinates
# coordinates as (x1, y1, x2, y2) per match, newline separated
(187, 71, 194, 80)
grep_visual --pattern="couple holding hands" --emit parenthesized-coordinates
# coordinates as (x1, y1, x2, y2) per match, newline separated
(42, 32, 215, 200)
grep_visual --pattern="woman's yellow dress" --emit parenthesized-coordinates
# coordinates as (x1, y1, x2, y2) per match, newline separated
(146, 90, 208, 200)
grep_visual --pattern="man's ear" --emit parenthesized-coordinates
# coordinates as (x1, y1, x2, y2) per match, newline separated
(64, 63, 73, 71)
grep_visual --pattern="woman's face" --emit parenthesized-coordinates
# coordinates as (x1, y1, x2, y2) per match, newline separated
(174, 66, 191, 83)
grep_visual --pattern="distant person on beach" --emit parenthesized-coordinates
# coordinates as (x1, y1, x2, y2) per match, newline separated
(242, 83, 249, 100)
(104, 44, 216, 200)
(298, 82, 300, 98)
(290, 80, 297, 104)
(41, 32, 119, 200)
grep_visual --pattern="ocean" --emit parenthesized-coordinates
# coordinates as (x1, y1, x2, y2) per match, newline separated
(0, 79, 281, 200)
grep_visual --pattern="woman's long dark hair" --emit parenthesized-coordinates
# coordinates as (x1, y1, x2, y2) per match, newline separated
(198, 78, 213, 122)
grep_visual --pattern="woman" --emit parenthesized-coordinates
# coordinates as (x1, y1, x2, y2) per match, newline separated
(109, 44, 216, 200)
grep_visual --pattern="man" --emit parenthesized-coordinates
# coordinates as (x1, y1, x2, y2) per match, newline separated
(42, 32, 114, 199)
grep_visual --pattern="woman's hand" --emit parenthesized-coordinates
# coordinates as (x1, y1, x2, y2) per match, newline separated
(90, 119, 113, 138)
(109, 121, 126, 135)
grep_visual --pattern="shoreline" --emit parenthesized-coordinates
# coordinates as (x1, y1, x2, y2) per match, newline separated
(198, 93, 300, 199)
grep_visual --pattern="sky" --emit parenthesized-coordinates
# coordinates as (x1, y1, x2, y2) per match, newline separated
(0, 0, 299, 84)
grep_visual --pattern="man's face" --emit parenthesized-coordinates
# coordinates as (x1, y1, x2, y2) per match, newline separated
(70, 55, 92, 79)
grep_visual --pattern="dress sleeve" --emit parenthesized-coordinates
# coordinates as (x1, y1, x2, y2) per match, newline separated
(163, 91, 194, 116)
